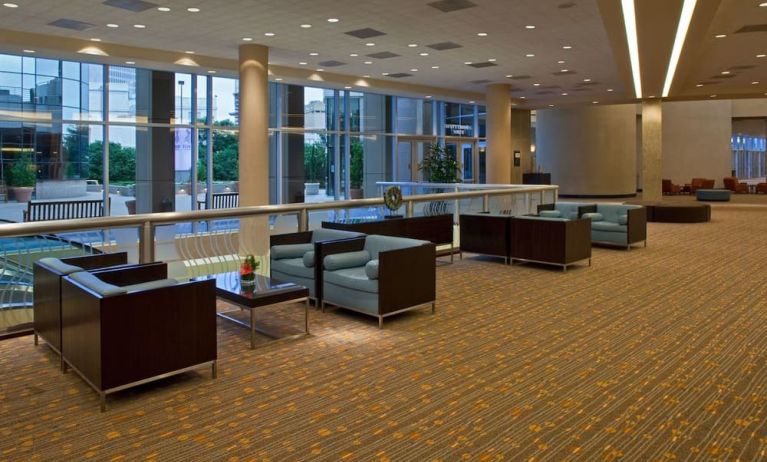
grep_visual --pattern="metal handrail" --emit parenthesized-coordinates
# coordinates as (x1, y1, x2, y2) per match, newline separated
(0, 185, 558, 262)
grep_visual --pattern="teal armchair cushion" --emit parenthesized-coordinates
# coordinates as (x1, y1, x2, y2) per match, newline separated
(365, 260, 379, 280)
(539, 210, 561, 218)
(617, 214, 628, 225)
(69, 271, 127, 297)
(324, 267, 379, 294)
(38, 257, 82, 275)
(582, 212, 603, 221)
(271, 243, 313, 260)
(324, 250, 371, 271)
(125, 278, 178, 293)
(303, 251, 315, 268)
(363, 235, 429, 259)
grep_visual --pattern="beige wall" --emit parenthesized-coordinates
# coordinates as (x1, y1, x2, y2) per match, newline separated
(511, 109, 532, 183)
(661, 100, 732, 187)
(536, 104, 637, 196)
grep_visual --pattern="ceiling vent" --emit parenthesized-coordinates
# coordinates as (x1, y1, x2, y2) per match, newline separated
(318, 60, 346, 67)
(345, 28, 386, 39)
(470, 79, 492, 84)
(48, 19, 96, 31)
(426, 41, 463, 51)
(103, 0, 158, 12)
(508, 75, 531, 80)
(538, 85, 561, 89)
(366, 51, 400, 59)
(536, 91, 556, 95)
(427, 0, 477, 13)
(387, 73, 413, 78)
(728, 65, 756, 70)
(734, 24, 767, 33)
(712, 74, 736, 79)
(467, 62, 498, 68)
(558, 2, 577, 8)
(552, 70, 576, 75)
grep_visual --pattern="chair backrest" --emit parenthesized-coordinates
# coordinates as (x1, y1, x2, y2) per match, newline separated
(662, 179, 673, 192)
(24, 199, 105, 222)
(723, 177, 738, 191)
(702, 179, 715, 189)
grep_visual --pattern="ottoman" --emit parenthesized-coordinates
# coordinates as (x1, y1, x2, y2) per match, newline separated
(696, 189, 731, 202)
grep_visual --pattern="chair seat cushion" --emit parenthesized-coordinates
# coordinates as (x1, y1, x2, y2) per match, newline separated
(324, 250, 371, 271)
(324, 267, 378, 294)
(69, 271, 127, 297)
(591, 221, 627, 233)
(271, 257, 314, 279)
(271, 243, 313, 260)
(38, 257, 82, 275)
(125, 278, 178, 293)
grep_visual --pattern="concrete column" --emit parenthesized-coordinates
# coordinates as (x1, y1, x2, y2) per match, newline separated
(238, 44, 269, 255)
(485, 84, 512, 184)
(641, 100, 662, 201)
(511, 109, 532, 184)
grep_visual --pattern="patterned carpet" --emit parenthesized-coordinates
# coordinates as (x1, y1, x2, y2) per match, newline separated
(2, 199, 767, 461)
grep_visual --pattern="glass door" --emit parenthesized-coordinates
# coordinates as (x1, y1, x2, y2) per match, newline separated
(445, 140, 476, 183)
(396, 138, 433, 182)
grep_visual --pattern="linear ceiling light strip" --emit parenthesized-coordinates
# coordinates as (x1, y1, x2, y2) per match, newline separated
(621, 0, 642, 99)
(662, 0, 698, 97)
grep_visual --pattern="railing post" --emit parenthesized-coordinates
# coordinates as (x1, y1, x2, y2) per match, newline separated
(406, 200, 414, 218)
(139, 221, 154, 263)
(482, 194, 490, 213)
(298, 209, 309, 232)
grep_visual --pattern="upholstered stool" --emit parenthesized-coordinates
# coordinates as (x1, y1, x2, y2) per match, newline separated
(696, 189, 731, 202)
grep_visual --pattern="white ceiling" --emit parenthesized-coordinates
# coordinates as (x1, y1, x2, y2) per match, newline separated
(0, 0, 628, 107)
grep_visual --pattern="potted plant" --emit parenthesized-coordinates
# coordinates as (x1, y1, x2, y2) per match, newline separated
(349, 139, 363, 199)
(304, 142, 326, 196)
(418, 143, 462, 184)
(239, 254, 260, 287)
(7, 153, 37, 202)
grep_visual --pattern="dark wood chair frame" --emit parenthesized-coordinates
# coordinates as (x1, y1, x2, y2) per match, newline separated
(60, 263, 217, 411)
(510, 217, 593, 271)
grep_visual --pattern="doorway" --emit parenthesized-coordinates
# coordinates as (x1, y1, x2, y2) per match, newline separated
(395, 138, 433, 182)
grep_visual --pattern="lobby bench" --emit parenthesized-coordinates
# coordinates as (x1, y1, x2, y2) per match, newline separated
(24, 199, 105, 222)
(198, 192, 239, 210)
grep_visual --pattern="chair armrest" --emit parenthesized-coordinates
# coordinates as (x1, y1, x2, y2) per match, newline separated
(62, 252, 128, 270)
(91, 262, 168, 286)
(378, 243, 436, 315)
(627, 207, 647, 244)
(270, 231, 312, 247)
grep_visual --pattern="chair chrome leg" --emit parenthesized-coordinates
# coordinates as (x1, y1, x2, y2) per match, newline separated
(321, 300, 325, 313)
(33, 333, 38, 346)
(378, 316, 383, 329)
(644, 240, 647, 248)
(212, 361, 217, 379)
(305, 298, 310, 334)
(589, 258, 592, 267)
(431, 302, 436, 314)
(100, 393, 107, 413)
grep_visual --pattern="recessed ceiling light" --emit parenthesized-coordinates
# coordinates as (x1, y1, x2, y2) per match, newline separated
(525, 53, 535, 57)
(350, 53, 358, 57)
(242, 37, 253, 41)
(464, 61, 472, 65)
(477, 32, 488, 37)
(592, 101, 599, 104)
(300, 24, 312, 28)
(107, 23, 119, 28)
(561, 69, 569, 72)
(364, 61, 372, 64)
(90, 38, 101, 42)
(488, 58, 496, 62)
(520, 96, 526, 99)
(187, 7, 200, 12)
(757, 54, 766, 58)
(363, 74, 370, 78)
(309, 52, 319, 56)
(525, 25, 536, 29)
(505, 74, 513, 78)
(185, 51, 195, 54)
(648, 95, 656, 98)
(207, 70, 216, 74)
(299, 61, 307, 65)
(548, 104, 554, 107)
(760, 2, 767, 6)
(431, 65, 439, 69)
(327, 18, 339, 23)
(344, 86, 352, 89)
(264, 32, 275, 36)
(715, 34, 726, 38)
(425, 95, 432, 99)
(696, 83, 704, 87)
(316, 68, 324, 72)
(710, 94, 717, 98)
(275, 77, 283, 81)
(382, 72, 390, 76)
(752, 81, 760, 84)
(721, 70, 730, 74)
(157, 6, 170, 12)
(365, 42, 375, 46)
(469, 100, 475, 104)
(23, 49, 35, 53)
(561, 92, 568, 96)
(133, 24, 146, 28)
(410, 68, 419, 72)
(557, 60, 565, 64)
(621, 0, 641, 97)
(3, 3, 19, 7)
(583, 78, 591, 82)
(533, 83, 541, 86)
(562, 45, 573, 49)
(408, 43, 418, 47)
(607, 88, 614, 92)
(419, 52, 429, 56)
(125, 61, 135, 64)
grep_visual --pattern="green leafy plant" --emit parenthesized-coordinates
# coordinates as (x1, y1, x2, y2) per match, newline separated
(304, 142, 327, 186)
(350, 138, 364, 189)
(418, 143, 462, 183)
(7, 153, 37, 187)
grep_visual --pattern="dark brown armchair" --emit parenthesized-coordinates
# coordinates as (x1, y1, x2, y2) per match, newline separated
(662, 179, 681, 195)
(690, 178, 715, 193)
(723, 177, 749, 194)
(757, 183, 767, 194)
